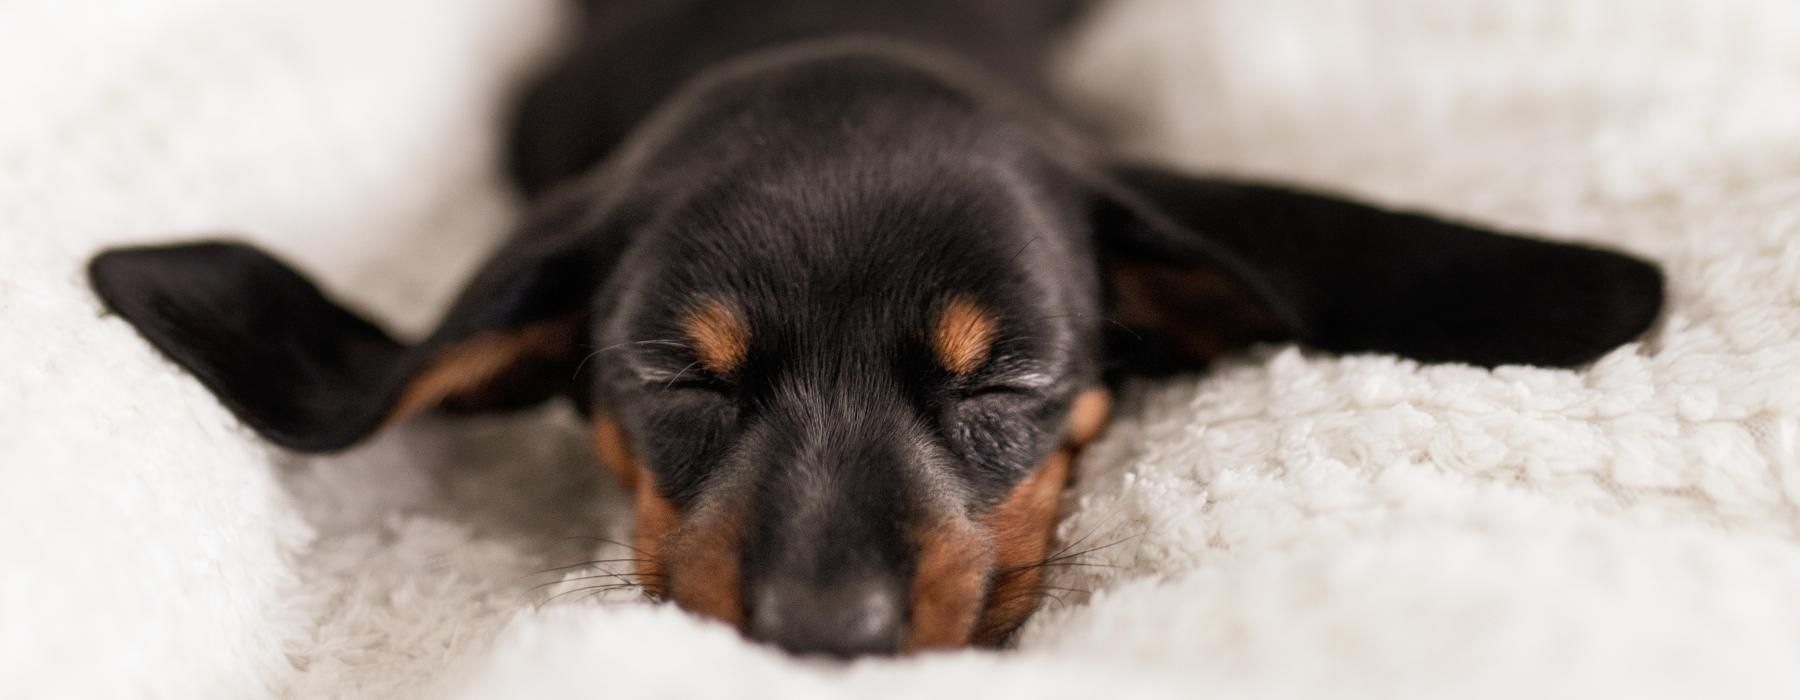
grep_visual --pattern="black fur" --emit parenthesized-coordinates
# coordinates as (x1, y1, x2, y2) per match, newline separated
(87, 0, 1663, 657)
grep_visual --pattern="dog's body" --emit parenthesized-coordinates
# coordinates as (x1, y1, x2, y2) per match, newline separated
(509, 0, 1086, 195)
(88, 0, 1665, 657)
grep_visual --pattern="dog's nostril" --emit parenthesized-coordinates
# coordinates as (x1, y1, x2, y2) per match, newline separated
(748, 580, 905, 658)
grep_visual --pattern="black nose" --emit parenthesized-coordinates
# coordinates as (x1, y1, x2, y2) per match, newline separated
(747, 579, 905, 657)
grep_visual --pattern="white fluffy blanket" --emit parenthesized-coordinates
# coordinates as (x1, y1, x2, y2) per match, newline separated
(5, 0, 1799, 697)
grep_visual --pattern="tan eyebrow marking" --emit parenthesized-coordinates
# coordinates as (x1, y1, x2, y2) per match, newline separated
(682, 299, 750, 375)
(932, 296, 999, 376)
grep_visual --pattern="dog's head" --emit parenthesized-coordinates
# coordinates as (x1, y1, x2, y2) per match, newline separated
(574, 151, 1120, 654)
(87, 55, 1663, 658)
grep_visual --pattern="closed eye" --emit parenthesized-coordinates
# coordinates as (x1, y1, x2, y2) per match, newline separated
(961, 384, 1043, 400)
(957, 369, 1057, 401)
(633, 360, 735, 394)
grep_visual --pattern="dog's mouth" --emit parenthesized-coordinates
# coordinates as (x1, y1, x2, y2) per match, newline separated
(589, 390, 1109, 657)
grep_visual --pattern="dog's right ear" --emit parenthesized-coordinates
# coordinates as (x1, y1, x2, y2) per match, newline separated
(88, 194, 632, 453)
(1081, 161, 1666, 372)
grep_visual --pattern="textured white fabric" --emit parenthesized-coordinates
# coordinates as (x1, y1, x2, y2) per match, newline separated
(4, 0, 1798, 697)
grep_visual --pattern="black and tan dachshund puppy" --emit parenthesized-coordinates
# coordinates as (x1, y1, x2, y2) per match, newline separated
(87, 0, 1664, 657)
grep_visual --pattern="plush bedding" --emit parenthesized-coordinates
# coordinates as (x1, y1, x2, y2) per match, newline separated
(4, 0, 1799, 697)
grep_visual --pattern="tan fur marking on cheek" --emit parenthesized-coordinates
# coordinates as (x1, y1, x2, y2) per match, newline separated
(907, 520, 992, 651)
(609, 420, 744, 627)
(388, 318, 576, 424)
(933, 296, 999, 376)
(973, 448, 1073, 646)
(682, 300, 750, 376)
(591, 416, 668, 599)
(666, 506, 745, 628)
(592, 414, 639, 491)
(631, 468, 678, 601)
(1065, 389, 1112, 448)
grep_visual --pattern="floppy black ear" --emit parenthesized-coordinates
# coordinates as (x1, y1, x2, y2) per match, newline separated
(88, 199, 621, 453)
(1091, 162, 1665, 371)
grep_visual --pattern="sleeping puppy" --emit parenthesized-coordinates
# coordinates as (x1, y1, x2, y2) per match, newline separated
(86, 0, 1664, 657)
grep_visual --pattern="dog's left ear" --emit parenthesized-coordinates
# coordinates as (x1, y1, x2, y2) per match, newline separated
(88, 193, 630, 452)
(1087, 161, 1665, 371)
